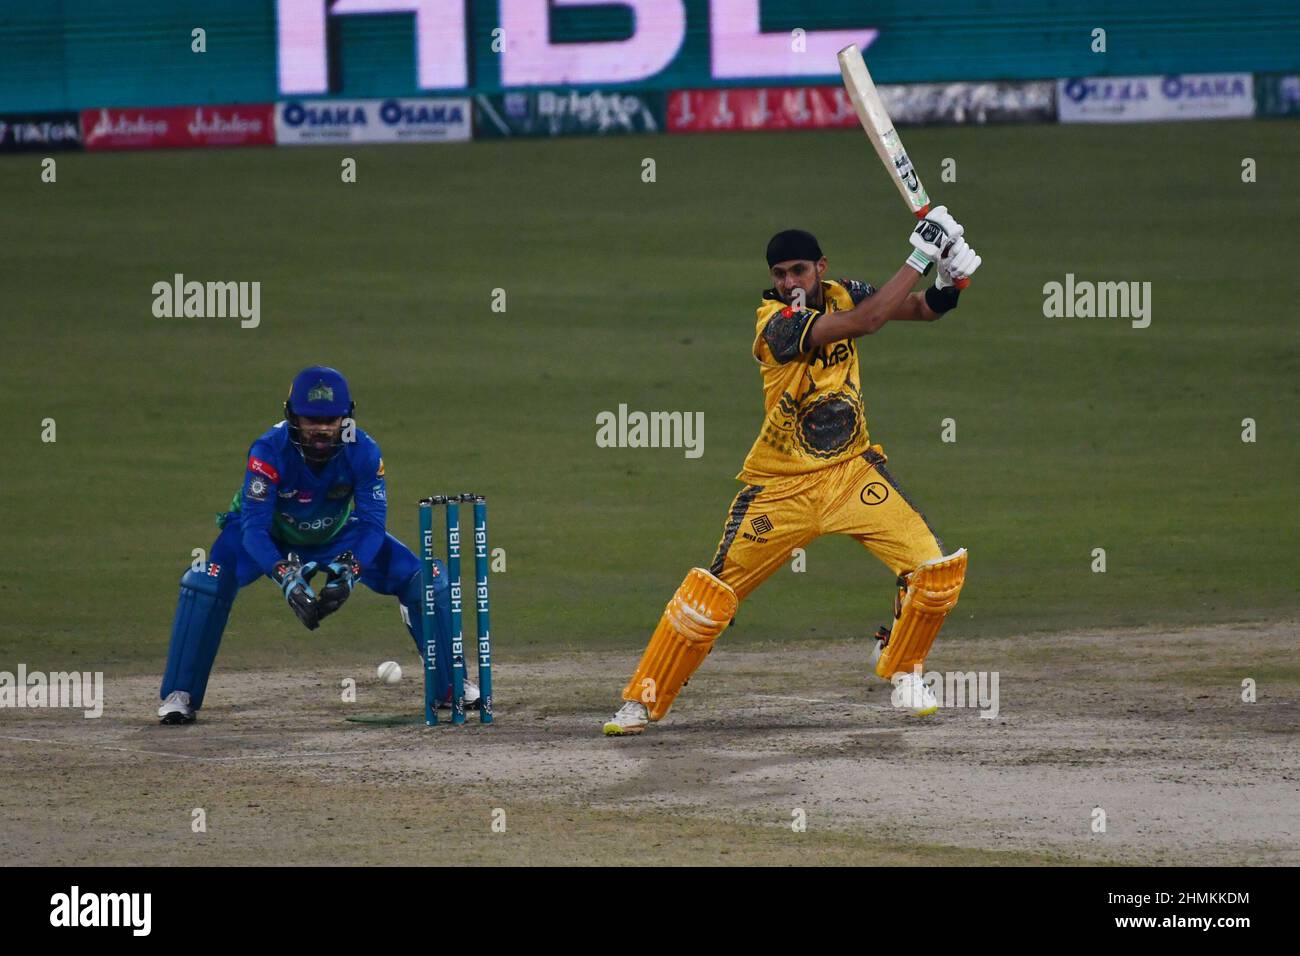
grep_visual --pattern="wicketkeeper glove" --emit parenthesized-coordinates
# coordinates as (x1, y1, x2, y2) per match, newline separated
(273, 552, 321, 631)
(316, 551, 361, 620)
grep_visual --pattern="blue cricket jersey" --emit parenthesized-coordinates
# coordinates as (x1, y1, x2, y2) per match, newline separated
(218, 421, 388, 576)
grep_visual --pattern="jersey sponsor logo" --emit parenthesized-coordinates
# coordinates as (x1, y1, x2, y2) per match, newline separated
(811, 339, 855, 369)
(247, 477, 270, 501)
(742, 512, 773, 544)
(296, 491, 314, 504)
(248, 456, 280, 482)
(327, 484, 352, 500)
(372, 484, 386, 501)
(294, 515, 337, 532)
(860, 482, 889, 505)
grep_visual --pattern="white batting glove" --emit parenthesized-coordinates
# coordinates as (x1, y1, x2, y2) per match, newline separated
(906, 205, 963, 273)
(936, 236, 982, 289)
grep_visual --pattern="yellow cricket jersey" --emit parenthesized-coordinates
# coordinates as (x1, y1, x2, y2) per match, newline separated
(738, 277, 877, 481)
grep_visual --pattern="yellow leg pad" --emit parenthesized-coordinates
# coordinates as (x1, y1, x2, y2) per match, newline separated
(875, 549, 968, 679)
(621, 567, 738, 720)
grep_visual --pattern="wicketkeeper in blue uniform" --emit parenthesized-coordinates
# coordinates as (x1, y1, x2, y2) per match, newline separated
(157, 366, 476, 724)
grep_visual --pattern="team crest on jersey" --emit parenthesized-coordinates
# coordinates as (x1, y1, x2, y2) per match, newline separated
(307, 382, 334, 403)
(796, 389, 863, 459)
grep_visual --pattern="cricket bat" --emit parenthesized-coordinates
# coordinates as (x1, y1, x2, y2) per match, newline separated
(837, 43, 970, 288)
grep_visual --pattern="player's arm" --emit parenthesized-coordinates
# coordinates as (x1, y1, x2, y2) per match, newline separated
(811, 230, 983, 341)
(240, 447, 321, 630)
(239, 449, 289, 575)
(808, 264, 921, 345)
(888, 290, 942, 323)
(348, 446, 387, 570)
(808, 206, 965, 346)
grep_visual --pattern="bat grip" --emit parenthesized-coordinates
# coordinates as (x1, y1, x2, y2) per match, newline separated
(954, 277, 971, 289)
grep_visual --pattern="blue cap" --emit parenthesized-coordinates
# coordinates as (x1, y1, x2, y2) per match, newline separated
(287, 367, 352, 418)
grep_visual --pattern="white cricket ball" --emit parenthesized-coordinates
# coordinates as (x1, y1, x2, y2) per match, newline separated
(377, 661, 402, 684)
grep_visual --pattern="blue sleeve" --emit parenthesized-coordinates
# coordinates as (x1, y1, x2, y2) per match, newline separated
(349, 441, 387, 570)
(240, 443, 286, 577)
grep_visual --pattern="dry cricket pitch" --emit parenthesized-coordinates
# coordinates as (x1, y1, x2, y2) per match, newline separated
(3, 621, 1296, 866)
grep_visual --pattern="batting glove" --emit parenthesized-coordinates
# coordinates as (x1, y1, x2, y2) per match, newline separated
(906, 205, 963, 274)
(936, 236, 982, 289)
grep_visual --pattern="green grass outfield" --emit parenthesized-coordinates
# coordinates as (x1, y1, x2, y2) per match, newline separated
(2, 119, 1296, 670)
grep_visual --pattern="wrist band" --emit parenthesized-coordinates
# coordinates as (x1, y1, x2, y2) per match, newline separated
(905, 249, 933, 274)
(925, 284, 960, 314)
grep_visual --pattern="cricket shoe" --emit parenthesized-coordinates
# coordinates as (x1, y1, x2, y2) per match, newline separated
(603, 700, 649, 736)
(891, 670, 938, 717)
(870, 624, 890, 674)
(438, 679, 482, 711)
(158, 691, 196, 725)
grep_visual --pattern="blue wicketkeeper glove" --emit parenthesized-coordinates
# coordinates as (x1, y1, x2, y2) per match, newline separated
(316, 551, 361, 621)
(272, 552, 321, 631)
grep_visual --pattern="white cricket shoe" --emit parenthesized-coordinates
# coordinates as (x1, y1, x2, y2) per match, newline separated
(438, 678, 482, 710)
(603, 700, 649, 736)
(891, 671, 939, 717)
(158, 690, 195, 725)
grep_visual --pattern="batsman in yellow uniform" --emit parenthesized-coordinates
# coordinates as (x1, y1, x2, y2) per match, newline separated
(604, 210, 982, 735)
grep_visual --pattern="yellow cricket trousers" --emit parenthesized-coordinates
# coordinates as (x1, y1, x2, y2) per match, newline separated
(709, 446, 944, 603)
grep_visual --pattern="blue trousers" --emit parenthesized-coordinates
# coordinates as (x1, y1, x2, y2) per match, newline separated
(160, 516, 454, 709)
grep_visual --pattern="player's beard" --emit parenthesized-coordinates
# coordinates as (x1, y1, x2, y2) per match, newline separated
(305, 431, 335, 455)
